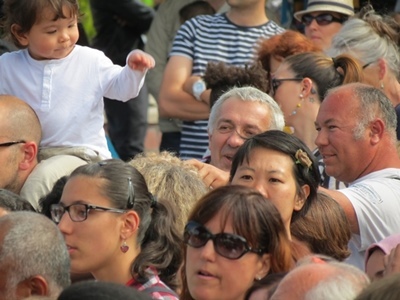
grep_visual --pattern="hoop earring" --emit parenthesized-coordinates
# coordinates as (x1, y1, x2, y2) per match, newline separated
(120, 240, 129, 253)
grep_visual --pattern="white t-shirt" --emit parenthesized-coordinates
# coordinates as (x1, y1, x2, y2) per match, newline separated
(0, 46, 146, 158)
(339, 168, 400, 269)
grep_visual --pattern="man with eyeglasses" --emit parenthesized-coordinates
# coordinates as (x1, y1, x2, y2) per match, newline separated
(293, 0, 354, 51)
(0, 95, 85, 209)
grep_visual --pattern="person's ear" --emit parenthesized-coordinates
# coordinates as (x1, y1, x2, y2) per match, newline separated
(17, 275, 49, 298)
(19, 141, 38, 171)
(255, 253, 271, 280)
(377, 58, 387, 81)
(120, 210, 140, 239)
(10, 24, 29, 47)
(300, 77, 314, 98)
(294, 184, 310, 211)
(369, 119, 385, 145)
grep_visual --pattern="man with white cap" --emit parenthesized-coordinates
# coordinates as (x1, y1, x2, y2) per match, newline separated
(294, 0, 354, 51)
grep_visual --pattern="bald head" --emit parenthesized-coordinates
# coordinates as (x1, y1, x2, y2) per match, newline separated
(0, 95, 42, 144)
(271, 261, 369, 300)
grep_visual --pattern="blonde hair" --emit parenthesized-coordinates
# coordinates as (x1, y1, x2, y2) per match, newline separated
(130, 151, 208, 231)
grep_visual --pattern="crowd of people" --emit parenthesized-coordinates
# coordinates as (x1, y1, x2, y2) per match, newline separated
(1, 0, 400, 299)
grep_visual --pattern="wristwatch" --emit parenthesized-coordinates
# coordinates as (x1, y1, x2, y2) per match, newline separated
(192, 79, 206, 101)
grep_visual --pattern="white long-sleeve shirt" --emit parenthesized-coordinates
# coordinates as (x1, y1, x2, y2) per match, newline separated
(0, 45, 146, 158)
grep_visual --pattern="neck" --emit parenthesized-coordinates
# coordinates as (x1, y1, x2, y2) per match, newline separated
(291, 100, 320, 151)
(383, 77, 400, 107)
(92, 246, 140, 284)
(226, 3, 268, 26)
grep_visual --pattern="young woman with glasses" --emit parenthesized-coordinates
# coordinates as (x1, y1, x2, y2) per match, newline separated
(181, 185, 293, 300)
(51, 159, 181, 299)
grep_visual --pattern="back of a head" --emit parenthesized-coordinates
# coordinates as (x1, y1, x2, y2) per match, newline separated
(0, 211, 70, 297)
(203, 62, 270, 106)
(328, 5, 400, 80)
(257, 30, 321, 77)
(290, 191, 351, 261)
(271, 259, 369, 300)
(0, 188, 35, 215)
(57, 280, 152, 300)
(130, 151, 208, 231)
(355, 273, 400, 300)
(0, 94, 42, 144)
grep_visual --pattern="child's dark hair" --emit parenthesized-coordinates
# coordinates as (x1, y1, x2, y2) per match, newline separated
(179, 0, 215, 24)
(203, 61, 269, 108)
(1, 0, 79, 47)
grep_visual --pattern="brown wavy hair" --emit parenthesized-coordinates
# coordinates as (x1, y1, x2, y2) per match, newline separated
(180, 185, 293, 300)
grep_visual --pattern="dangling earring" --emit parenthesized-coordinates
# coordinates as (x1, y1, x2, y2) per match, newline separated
(380, 82, 385, 90)
(120, 240, 129, 253)
(290, 94, 304, 116)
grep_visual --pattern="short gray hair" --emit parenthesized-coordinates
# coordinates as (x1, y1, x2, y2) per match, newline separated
(208, 86, 285, 133)
(326, 83, 397, 142)
(305, 262, 370, 300)
(328, 13, 400, 80)
(0, 212, 70, 297)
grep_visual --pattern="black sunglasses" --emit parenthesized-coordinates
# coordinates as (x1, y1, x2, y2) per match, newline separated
(270, 77, 303, 96)
(302, 13, 345, 26)
(184, 221, 264, 259)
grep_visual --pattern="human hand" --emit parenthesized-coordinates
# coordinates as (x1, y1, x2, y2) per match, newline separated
(128, 50, 155, 71)
(384, 244, 400, 277)
(186, 159, 229, 189)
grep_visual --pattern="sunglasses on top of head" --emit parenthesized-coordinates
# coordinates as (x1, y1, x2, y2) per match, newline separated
(301, 13, 346, 26)
(183, 220, 264, 260)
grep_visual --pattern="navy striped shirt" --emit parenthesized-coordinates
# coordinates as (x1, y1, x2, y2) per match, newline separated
(170, 13, 284, 160)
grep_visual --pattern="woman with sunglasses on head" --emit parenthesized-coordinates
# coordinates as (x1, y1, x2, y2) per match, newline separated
(230, 130, 321, 240)
(181, 185, 293, 300)
(271, 52, 363, 189)
(328, 5, 400, 140)
(293, 0, 354, 51)
(51, 159, 181, 299)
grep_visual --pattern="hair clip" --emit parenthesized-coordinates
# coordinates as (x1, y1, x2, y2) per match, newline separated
(295, 149, 312, 169)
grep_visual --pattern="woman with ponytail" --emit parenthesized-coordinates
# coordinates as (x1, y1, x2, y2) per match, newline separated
(52, 159, 181, 299)
(270, 51, 364, 189)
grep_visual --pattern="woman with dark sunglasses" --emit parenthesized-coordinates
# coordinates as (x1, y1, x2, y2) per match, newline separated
(52, 159, 182, 299)
(293, 0, 354, 51)
(181, 185, 293, 300)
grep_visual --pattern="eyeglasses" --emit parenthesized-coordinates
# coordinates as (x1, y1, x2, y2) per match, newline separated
(271, 77, 303, 96)
(50, 203, 127, 223)
(184, 221, 264, 259)
(302, 13, 345, 26)
(0, 140, 26, 147)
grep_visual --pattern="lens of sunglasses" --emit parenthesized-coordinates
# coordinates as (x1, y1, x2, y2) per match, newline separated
(184, 221, 250, 259)
(302, 14, 337, 26)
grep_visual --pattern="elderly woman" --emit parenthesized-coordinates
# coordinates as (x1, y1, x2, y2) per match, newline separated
(181, 185, 293, 300)
(328, 5, 400, 139)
